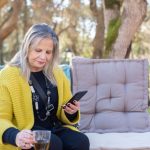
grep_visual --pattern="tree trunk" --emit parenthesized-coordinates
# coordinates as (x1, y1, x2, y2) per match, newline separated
(90, 0, 105, 58)
(0, 0, 8, 8)
(103, 0, 121, 34)
(0, 0, 23, 40)
(103, 0, 122, 58)
(0, 0, 23, 64)
(110, 0, 147, 58)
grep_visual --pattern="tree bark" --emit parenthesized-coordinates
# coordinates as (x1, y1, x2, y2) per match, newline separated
(110, 0, 147, 58)
(90, 0, 104, 58)
(103, 0, 121, 34)
(0, 0, 23, 41)
(103, 0, 122, 58)
(0, 0, 8, 8)
(0, 0, 23, 64)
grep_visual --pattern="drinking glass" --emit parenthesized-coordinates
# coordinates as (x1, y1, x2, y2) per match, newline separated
(33, 130, 51, 150)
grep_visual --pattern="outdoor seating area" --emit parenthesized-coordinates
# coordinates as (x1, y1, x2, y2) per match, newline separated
(1, 1, 150, 149)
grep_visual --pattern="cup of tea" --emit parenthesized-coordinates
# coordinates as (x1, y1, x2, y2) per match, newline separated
(33, 130, 51, 150)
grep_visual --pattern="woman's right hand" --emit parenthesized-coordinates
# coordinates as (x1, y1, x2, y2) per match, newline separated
(15, 129, 34, 149)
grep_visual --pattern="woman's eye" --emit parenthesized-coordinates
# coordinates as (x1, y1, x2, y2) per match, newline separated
(46, 50, 52, 54)
(35, 49, 41, 52)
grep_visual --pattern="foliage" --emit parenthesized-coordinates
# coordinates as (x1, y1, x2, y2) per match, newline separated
(0, 0, 148, 64)
(104, 17, 121, 58)
(0, 0, 95, 64)
(131, 7, 150, 59)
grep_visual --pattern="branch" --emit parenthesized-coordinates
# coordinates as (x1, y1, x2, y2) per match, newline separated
(0, 0, 23, 40)
(0, 0, 8, 8)
(57, 24, 75, 36)
(90, 0, 98, 16)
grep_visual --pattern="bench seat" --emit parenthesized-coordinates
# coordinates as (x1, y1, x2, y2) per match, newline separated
(71, 58, 150, 150)
(86, 132, 150, 150)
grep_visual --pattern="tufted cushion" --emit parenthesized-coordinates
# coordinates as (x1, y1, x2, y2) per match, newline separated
(72, 58, 150, 133)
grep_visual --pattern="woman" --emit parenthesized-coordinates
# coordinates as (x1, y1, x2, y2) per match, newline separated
(0, 23, 89, 150)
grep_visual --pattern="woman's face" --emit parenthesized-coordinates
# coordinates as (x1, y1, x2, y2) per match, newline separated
(28, 38, 54, 72)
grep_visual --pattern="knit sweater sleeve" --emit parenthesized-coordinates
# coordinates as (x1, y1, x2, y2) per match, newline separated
(0, 66, 34, 145)
(2, 127, 20, 146)
(65, 112, 78, 121)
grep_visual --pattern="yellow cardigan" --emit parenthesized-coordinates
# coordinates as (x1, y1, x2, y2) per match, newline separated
(0, 66, 80, 150)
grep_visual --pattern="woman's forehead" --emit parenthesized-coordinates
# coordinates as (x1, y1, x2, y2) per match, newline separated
(30, 37, 53, 49)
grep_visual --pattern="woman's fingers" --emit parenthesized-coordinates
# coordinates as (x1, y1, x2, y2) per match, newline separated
(16, 129, 34, 149)
(63, 101, 80, 114)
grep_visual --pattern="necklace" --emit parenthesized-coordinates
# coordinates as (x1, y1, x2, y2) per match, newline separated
(29, 75, 54, 121)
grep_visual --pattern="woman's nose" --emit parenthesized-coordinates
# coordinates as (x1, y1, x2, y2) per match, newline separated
(39, 52, 46, 59)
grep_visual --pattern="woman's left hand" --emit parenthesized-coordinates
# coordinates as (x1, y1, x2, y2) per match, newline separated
(62, 100, 80, 114)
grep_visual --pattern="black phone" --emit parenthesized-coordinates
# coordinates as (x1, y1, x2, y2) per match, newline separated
(66, 90, 88, 104)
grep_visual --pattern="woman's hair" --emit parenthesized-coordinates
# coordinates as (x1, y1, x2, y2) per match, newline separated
(9, 23, 59, 85)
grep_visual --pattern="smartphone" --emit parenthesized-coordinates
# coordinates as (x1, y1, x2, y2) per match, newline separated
(66, 90, 88, 104)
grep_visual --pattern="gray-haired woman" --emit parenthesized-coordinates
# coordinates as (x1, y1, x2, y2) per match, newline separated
(0, 23, 89, 150)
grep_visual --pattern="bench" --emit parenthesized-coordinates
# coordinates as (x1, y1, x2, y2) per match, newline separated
(70, 57, 150, 150)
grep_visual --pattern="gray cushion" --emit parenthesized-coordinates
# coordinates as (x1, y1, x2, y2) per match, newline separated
(72, 58, 150, 133)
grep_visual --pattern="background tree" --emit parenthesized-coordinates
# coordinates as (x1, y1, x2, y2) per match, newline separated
(0, 0, 149, 65)
(90, 0, 104, 58)
(109, 0, 147, 58)
(0, 0, 23, 64)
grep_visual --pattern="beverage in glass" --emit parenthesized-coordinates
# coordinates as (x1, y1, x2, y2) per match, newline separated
(33, 130, 51, 150)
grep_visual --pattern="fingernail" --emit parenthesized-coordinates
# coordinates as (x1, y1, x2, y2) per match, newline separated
(73, 100, 76, 103)
(62, 105, 66, 109)
(67, 103, 70, 106)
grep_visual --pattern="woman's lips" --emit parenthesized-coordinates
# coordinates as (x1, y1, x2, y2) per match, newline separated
(37, 61, 46, 64)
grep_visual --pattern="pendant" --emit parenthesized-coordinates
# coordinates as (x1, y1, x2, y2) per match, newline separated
(33, 94, 39, 102)
(46, 111, 50, 116)
(46, 104, 54, 116)
(35, 102, 38, 110)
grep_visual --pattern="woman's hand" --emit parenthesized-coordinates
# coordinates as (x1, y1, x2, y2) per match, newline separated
(16, 129, 34, 149)
(62, 100, 80, 114)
